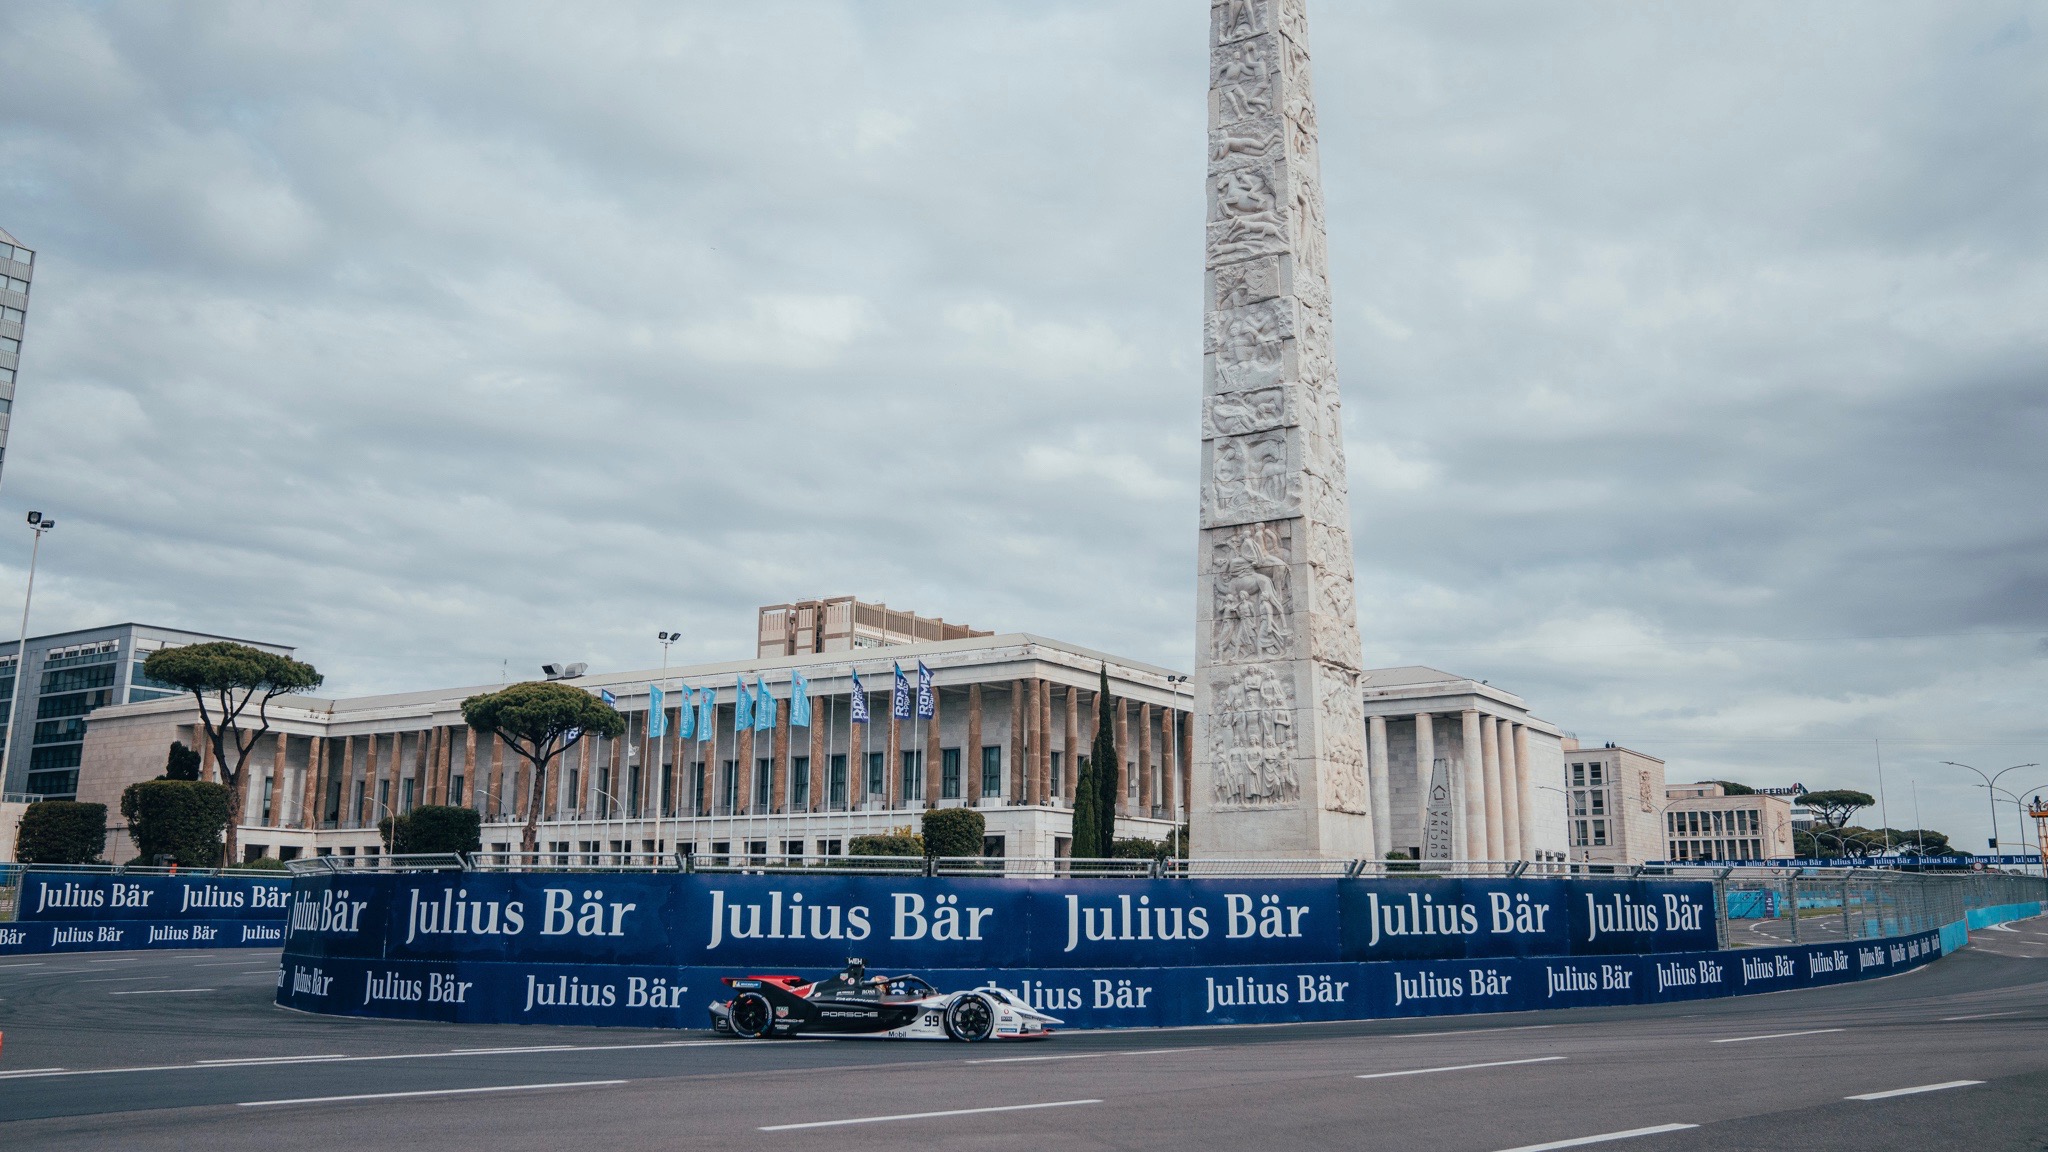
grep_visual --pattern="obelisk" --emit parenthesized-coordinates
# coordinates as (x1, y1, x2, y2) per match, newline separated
(1192, 0, 1374, 859)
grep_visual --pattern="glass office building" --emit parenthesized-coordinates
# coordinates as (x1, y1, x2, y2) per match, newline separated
(0, 226, 30, 481)
(0, 624, 294, 800)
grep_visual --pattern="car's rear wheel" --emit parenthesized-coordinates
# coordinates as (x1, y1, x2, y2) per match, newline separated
(729, 992, 775, 1038)
(945, 993, 996, 1042)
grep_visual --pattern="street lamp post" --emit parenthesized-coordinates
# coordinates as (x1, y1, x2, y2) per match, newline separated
(1942, 761, 2038, 857)
(1166, 674, 1187, 856)
(1, 511, 54, 795)
(1538, 784, 1571, 873)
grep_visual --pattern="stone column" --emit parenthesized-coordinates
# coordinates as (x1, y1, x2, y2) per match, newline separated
(266, 734, 287, 828)
(1009, 680, 1025, 804)
(1413, 714, 1434, 856)
(1115, 698, 1131, 817)
(1065, 687, 1080, 807)
(1138, 702, 1155, 816)
(463, 729, 478, 813)
(808, 705, 825, 813)
(1513, 723, 1535, 859)
(1367, 714, 1389, 855)
(340, 736, 357, 826)
(1480, 716, 1504, 859)
(850, 696, 867, 810)
(298, 737, 322, 829)
(1497, 717, 1522, 860)
(363, 735, 380, 824)
(773, 701, 791, 814)
(926, 686, 943, 809)
(737, 722, 756, 816)
(485, 733, 503, 821)
(1036, 679, 1053, 806)
(966, 684, 984, 805)
(1460, 710, 1485, 861)
(1192, 0, 1370, 859)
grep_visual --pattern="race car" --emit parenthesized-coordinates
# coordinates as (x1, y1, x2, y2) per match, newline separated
(708, 958, 1059, 1042)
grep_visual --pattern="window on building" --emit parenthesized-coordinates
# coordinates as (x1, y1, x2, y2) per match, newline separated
(981, 745, 1002, 797)
(820, 839, 842, 857)
(262, 776, 274, 823)
(791, 756, 811, 810)
(1128, 763, 1138, 799)
(1590, 790, 1605, 815)
(1588, 763, 1605, 786)
(828, 753, 848, 808)
(755, 757, 773, 809)
(982, 835, 1007, 859)
(1591, 819, 1608, 846)
(721, 760, 738, 812)
(1051, 751, 1064, 798)
(867, 752, 885, 798)
(900, 750, 923, 801)
(940, 747, 961, 799)
(450, 774, 465, 808)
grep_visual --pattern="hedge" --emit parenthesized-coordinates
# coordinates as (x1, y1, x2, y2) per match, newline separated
(920, 807, 986, 859)
(849, 833, 924, 857)
(121, 779, 232, 867)
(379, 805, 483, 856)
(15, 800, 107, 864)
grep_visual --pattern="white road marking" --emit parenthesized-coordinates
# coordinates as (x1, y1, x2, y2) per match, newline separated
(239, 1079, 626, 1108)
(760, 1098, 1103, 1131)
(1942, 1011, 2018, 1021)
(1710, 1028, 1844, 1044)
(1386, 1024, 1556, 1040)
(110, 988, 213, 995)
(86, 957, 141, 964)
(1358, 1056, 1566, 1080)
(0, 1039, 749, 1079)
(1492, 1123, 1700, 1151)
(0, 962, 47, 969)
(1847, 1080, 1983, 1101)
(0, 1068, 67, 1078)
(967, 1046, 1210, 1065)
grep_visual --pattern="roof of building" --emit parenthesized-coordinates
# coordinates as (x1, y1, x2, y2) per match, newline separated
(0, 622, 293, 654)
(0, 225, 21, 247)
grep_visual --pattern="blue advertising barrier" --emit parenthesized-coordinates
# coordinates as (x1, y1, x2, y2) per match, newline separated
(279, 872, 1719, 970)
(14, 871, 292, 922)
(271, 871, 1953, 1031)
(0, 871, 294, 957)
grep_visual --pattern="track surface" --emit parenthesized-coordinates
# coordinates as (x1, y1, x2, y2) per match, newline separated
(2, 918, 2045, 1150)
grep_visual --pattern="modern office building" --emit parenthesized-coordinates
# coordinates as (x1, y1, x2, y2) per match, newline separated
(0, 226, 31, 482)
(0, 624, 295, 800)
(756, 597, 990, 659)
(1663, 782, 1795, 862)
(1557, 738, 1667, 868)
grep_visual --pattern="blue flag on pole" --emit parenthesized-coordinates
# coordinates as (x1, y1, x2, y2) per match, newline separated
(600, 688, 617, 707)
(791, 671, 811, 727)
(850, 671, 868, 724)
(648, 684, 666, 739)
(916, 661, 935, 719)
(734, 678, 753, 730)
(754, 675, 775, 732)
(892, 663, 912, 720)
(675, 687, 695, 740)
(698, 686, 716, 741)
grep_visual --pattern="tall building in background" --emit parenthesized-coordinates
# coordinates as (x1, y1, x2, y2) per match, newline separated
(757, 598, 989, 659)
(0, 624, 294, 801)
(0, 227, 31, 484)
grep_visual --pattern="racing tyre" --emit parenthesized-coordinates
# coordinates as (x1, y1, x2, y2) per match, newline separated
(945, 993, 997, 1042)
(729, 992, 775, 1039)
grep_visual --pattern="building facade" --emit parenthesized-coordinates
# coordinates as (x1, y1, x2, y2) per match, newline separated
(1663, 782, 1795, 862)
(75, 633, 1189, 864)
(1559, 739, 1666, 868)
(0, 624, 294, 801)
(0, 227, 31, 485)
(1360, 667, 1570, 864)
(756, 598, 989, 659)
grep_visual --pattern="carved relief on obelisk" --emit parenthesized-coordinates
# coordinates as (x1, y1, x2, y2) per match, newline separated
(1193, 0, 1373, 859)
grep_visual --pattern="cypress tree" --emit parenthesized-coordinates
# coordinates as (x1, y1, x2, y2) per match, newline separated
(1070, 754, 1100, 861)
(1090, 664, 1119, 857)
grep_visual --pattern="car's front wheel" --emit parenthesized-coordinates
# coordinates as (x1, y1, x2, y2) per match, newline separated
(729, 992, 775, 1038)
(945, 993, 996, 1042)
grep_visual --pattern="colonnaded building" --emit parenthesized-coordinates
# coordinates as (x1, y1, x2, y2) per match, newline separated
(48, 601, 1579, 866)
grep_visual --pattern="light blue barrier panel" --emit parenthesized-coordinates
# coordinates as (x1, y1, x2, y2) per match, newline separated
(1939, 920, 1970, 954)
(1965, 902, 2043, 930)
(1725, 890, 1773, 920)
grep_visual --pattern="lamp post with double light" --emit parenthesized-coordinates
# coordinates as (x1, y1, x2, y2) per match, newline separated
(1, 511, 54, 796)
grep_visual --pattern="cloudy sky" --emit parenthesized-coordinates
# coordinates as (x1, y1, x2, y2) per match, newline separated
(1, 1, 2043, 849)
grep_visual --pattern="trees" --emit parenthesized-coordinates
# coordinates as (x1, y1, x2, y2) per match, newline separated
(1795, 788, 1875, 851)
(461, 681, 624, 853)
(143, 642, 322, 865)
(1709, 780, 1756, 796)
(921, 806, 986, 859)
(1071, 666, 1120, 859)
(121, 779, 232, 867)
(15, 800, 107, 864)
(379, 805, 483, 856)
(163, 741, 201, 781)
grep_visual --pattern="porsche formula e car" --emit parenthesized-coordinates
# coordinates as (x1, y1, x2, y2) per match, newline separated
(708, 959, 1059, 1042)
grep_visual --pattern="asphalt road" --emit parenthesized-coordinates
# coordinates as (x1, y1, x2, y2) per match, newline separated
(1, 918, 2044, 1151)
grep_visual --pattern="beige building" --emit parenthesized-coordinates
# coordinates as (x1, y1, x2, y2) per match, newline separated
(1558, 739, 1666, 868)
(1663, 782, 1795, 862)
(757, 598, 990, 659)
(1360, 667, 1570, 864)
(75, 632, 1189, 865)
